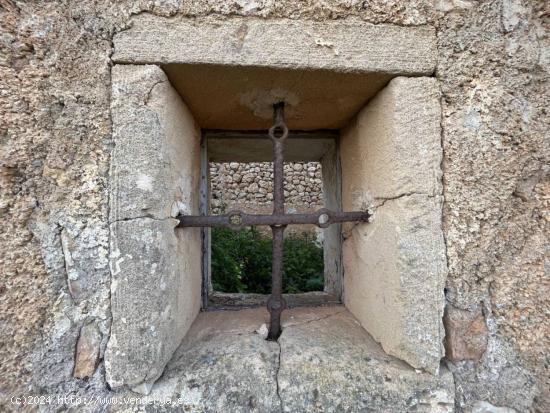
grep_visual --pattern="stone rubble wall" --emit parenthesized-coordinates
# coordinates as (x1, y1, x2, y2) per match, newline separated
(1, 1, 548, 412)
(209, 162, 323, 214)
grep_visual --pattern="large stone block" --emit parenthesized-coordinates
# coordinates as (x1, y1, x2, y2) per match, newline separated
(343, 194, 446, 373)
(106, 217, 200, 391)
(341, 77, 446, 374)
(341, 77, 443, 202)
(109, 64, 200, 221)
(148, 309, 281, 412)
(106, 65, 201, 392)
(113, 15, 436, 76)
(279, 308, 454, 412)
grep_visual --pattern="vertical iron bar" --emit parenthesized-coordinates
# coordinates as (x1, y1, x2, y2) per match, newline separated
(268, 225, 284, 339)
(272, 136, 285, 214)
(267, 102, 288, 340)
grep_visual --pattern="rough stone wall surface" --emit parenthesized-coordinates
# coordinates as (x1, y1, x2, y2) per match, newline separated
(0, 1, 548, 412)
(209, 161, 323, 214)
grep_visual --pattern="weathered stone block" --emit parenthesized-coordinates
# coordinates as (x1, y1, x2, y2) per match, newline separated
(144, 307, 454, 412)
(106, 65, 201, 392)
(109, 64, 200, 221)
(343, 194, 447, 373)
(279, 308, 454, 412)
(113, 15, 437, 76)
(341, 77, 446, 374)
(106, 217, 201, 391)
(444, 305, 488, 361)
(341, 76, 443, 202)
(149, 309, 281, 412)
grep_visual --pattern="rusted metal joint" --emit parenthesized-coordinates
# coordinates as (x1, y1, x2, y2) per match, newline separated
(269, 102, 288, 142)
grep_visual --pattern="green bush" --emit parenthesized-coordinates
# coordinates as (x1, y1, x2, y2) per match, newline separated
(211, 227, 324, 294)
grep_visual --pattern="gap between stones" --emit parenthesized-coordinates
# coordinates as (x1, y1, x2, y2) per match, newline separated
(274, 339, 283, 413)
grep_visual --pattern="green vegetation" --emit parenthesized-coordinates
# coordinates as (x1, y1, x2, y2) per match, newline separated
(211, 227, 324, 294)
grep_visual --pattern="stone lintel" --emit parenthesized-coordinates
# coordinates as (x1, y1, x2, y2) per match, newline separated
(113, 15, 436, 76)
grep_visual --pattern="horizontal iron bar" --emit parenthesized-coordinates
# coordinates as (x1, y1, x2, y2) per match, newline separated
(177, 209, 370, 230)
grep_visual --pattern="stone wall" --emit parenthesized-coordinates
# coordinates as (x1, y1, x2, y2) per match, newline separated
(209, 162, 323, 214)
(1, 1, 548, 412)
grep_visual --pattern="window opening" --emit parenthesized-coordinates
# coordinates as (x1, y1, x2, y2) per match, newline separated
(177, 103, 370, 339)
(209, 160, 325, 295)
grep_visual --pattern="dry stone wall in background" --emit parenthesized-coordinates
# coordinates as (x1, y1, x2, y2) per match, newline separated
(210, 162, 324, 214)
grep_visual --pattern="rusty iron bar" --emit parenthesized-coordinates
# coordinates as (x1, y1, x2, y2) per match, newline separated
(177, 209, 369, 230)
(266, 102, 288, 340)
(177, 102, 370, 340)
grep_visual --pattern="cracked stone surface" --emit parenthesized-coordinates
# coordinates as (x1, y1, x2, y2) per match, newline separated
(147, 308, 282, 412)
(144, 306, 454, 412)
(109, 64, 200, 223)
(341, 77, 446, 374)
(106, 64, 202, 390)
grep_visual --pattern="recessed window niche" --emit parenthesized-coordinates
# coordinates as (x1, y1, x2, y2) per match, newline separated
(106, 14, 446, 394)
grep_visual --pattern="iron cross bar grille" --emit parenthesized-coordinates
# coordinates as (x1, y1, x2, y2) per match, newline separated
(177, 102, 370, 340)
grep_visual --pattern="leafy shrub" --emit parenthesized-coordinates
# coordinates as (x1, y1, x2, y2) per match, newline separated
(211, 227, 324, 293)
